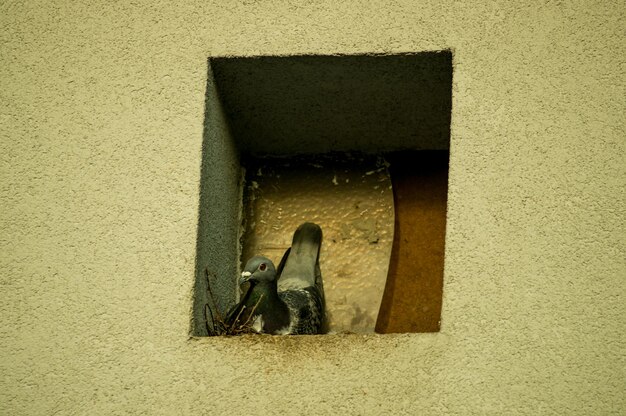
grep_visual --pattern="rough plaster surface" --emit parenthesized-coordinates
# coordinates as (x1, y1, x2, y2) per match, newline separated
(1, 1, 625, 415)
(241, 156, 394, 333)
(193, 63, 242, 335)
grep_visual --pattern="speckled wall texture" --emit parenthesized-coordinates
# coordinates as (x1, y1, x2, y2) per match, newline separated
(1, 1, 624, 415)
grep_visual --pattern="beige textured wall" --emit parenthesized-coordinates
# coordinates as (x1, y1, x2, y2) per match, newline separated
(1, 1, 624, 415)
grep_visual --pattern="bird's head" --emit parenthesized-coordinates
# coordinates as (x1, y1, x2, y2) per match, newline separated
(240, 256, 277, 287)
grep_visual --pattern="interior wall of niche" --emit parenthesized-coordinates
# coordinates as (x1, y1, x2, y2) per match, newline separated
(192, 52, 452, 336)
(241, 153, 394, 333)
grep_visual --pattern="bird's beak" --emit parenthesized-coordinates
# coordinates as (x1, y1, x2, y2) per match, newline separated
(239, 271, 252, 285)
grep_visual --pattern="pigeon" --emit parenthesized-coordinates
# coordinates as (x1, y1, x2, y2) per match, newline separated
(226, 222, 325, 335)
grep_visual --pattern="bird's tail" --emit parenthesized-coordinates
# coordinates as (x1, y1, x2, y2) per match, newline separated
(278, 222, 323, 289)
(291, 222, 322, 260)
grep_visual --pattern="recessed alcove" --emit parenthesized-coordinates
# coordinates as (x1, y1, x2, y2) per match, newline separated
(193, 52, 452, 336)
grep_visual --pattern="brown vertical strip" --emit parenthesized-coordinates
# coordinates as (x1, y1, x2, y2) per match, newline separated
(375, 151, 449, 333)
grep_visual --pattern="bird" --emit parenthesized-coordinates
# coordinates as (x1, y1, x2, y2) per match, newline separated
(226, 222, 325, 335)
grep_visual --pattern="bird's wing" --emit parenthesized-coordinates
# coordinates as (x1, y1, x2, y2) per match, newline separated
(279, 286, 324, 334)
(276, 247, 291, 278)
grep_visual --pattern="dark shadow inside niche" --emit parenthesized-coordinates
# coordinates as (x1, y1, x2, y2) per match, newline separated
(192, 52, 452, 336)
(376, 150, 449, 333)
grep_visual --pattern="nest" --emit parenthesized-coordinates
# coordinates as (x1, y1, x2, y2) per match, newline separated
(204, 267, 263, 336)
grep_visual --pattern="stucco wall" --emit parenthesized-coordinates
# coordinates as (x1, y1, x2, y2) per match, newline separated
(193, 63, 242, 335)
(1, 1, 624, 415)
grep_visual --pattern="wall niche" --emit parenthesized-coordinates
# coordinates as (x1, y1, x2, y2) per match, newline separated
(193, 52, 452, 336)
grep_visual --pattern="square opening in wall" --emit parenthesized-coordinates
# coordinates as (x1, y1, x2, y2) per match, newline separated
(193, 52, 452, 336)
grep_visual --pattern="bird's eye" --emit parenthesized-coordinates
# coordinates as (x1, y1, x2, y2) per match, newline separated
(259, 263, 267, 271)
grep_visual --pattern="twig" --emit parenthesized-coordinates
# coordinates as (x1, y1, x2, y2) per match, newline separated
(228, 294, 264, 335)
(204, 266, 261, 336)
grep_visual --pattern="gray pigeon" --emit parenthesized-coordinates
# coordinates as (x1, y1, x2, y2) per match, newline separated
(227, 222, 325, 335)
